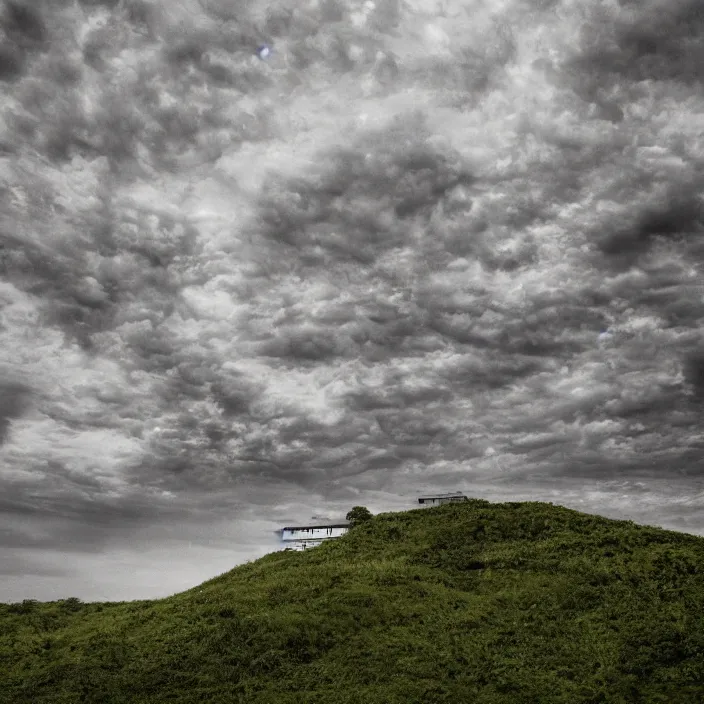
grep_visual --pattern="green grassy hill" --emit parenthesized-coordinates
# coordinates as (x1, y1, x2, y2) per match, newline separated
(3, 499, 704, 703)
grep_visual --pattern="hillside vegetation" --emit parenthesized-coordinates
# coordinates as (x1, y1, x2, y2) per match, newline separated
(3, 499, 704, 703)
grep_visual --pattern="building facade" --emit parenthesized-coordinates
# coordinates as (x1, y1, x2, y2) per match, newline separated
(417, 491, 469, 507)
(273, 522, 351, 551)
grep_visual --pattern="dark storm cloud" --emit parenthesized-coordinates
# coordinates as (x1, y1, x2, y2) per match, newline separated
(2, 1, 48, 55)
(210, 372, 259, 418)
(0, 379, 31, 445)
(255, 111, 474, 264)
(434, 355, 544, 394)
(596, 191, 704, 266)
(683, 348, 704, 404)
(256, 326, 345, 361)
(0, 460, 190, 552)
(557, 3, 704, 124)
(583, 0, 704, 87)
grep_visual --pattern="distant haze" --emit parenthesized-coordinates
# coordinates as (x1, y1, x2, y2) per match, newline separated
(2, 0, 704, 603)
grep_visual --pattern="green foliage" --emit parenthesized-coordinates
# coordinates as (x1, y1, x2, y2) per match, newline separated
(3, 500, 704, 703)
(7, 599, 39, 615)
(58, 597, 83, 613)
(345, 505, 374, 527)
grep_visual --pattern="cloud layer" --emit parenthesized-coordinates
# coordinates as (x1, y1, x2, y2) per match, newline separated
(2, 0, 704, 601)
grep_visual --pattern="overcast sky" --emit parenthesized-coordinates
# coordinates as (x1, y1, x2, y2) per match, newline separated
(2, 0, 704, 603)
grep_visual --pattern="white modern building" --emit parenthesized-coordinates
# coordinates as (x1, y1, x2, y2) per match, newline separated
(273, 521, 351, 551)
(417, 491, 469, 507)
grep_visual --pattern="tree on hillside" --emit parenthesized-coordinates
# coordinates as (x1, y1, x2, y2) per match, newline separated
(346, 506, 373, 527)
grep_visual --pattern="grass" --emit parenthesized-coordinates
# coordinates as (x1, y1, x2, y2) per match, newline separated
(3, 498, 704, 703)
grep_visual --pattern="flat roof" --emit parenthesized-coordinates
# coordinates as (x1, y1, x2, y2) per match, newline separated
(418, 492, 467, 500)
(274, 522, 351, 533)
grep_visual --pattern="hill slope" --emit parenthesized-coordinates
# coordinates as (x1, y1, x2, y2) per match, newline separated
(3, 499, 704, 703)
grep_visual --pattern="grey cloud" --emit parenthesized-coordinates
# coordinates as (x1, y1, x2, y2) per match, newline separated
(374, 411, 446, 446)
(210, 373, 258, 418)
(256, 327, 345, 361)
(0, 553, 65, 577)
(0, 474, 184, 553)
(597, 192, 704, 264)
(125, 326, 178, 374)
(3, 2, 48, 47)
(5, 0, 704, 603)
(683, 349, 704, 403)
(255, 114, 475, 268)
(435, 355, 545, 395)
(567, 0, 704, 89)
(0, 379, 31, 446)
(0, 41, 23, 82)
